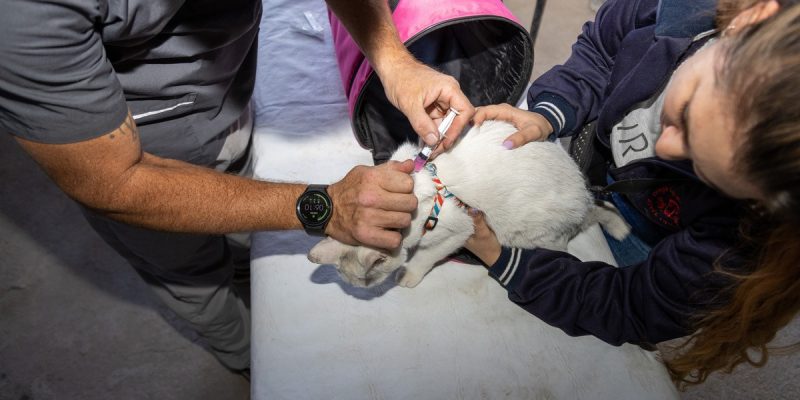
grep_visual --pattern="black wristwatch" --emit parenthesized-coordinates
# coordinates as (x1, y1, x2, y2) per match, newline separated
(296, 184, 333, 236)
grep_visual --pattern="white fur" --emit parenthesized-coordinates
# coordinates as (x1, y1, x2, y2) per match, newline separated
(308, 121, 629, 288)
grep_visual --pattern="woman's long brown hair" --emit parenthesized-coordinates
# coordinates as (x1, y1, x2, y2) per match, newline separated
(665, 2, 800, 388)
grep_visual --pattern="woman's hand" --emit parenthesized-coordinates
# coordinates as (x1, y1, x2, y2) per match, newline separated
(464, 209, 502, 266)
(473, 104, 553, 149)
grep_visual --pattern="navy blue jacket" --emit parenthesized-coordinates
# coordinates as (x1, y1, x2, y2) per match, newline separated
(491, 0, 749, 346)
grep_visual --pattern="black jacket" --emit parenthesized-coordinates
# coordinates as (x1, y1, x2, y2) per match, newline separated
(490, 0, 749, 346)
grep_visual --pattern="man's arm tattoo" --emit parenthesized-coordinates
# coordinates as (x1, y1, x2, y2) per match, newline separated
(108, 114, 139, 141)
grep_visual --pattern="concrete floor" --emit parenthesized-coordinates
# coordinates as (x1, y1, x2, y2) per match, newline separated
(1, 1, 797, 399)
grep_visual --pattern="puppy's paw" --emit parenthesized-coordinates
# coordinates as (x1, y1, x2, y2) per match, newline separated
(397, 270, 424, 288)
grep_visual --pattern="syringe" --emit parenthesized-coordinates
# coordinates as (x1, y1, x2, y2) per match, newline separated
(413, 108, 459, 172)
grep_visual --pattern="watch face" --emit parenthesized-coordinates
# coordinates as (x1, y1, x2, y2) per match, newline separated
(297, 191, 331, 226)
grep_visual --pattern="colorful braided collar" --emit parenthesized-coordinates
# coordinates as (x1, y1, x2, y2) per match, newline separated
(422, 163, 465, 235)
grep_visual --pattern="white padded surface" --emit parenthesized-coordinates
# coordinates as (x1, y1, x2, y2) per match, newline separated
(250, 1, 678, 398)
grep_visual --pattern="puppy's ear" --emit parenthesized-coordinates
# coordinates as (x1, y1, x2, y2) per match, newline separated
(308, 237, 348, 264)
(361, 250, 388, 272)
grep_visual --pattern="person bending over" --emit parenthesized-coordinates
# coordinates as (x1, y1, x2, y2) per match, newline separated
(0, 0, 474, 376)
(467, 0, 800, 387)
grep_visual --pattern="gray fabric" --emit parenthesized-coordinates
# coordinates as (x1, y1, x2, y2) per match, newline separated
(0, 0, 262, 166)
(609, 85, 665, 167)
(214, 102, 254, 173)
(1, 0, 262, 370)
(81, 209, 252, 370)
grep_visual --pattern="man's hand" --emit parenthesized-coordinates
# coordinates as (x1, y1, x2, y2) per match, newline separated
(473, 104, 553, 149)
(326, 159, 418, 250)
(323, 0, 474, 155)
(380, 58, 475, 154)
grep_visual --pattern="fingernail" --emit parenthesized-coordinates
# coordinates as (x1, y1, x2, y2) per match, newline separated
(468, 208, 482, 216)
(425, 133, 438, 145)
(502, 140, 514, 150)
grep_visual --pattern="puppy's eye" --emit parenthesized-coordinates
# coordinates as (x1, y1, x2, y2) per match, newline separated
(367, 255, 385, 270)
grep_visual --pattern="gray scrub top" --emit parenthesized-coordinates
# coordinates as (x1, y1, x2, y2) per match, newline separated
(0, 0, 262, 166)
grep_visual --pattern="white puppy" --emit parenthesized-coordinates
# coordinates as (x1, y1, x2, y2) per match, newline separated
(308, 121, 628, 288)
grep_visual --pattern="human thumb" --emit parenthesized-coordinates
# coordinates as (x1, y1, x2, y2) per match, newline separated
(407, 108, 441, 146)
(389, 159, 415, 174)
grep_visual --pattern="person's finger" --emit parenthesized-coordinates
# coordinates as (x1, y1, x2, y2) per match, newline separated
(503, 127, 545, 149)
(439, 113, 468, 150)
(350, 184, 414, 212)
(472, 107, 489, 127)
(427, 104, 448, 120)
(439, 95, 474, 151)
(387, 159, 415, 176)
(501, 131, 526, 150)
(371, 209, 414, 229)
(467, 209, 486, 229)
(358, 227, 404, 250)
(502, 122, 550, 149)
(503, 129, 541, 150)
(407, 105, 442, 146)
(377, 192, 418, 213)
(472, 104, 517, 127)
(428, 146, 446, 160)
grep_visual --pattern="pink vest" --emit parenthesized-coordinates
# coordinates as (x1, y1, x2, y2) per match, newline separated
(329, 0, 532, 163)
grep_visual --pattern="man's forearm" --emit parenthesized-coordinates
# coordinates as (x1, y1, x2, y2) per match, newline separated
(324, 0, 416, 77)
(17, 111, 419, 249)
(100, 153, 306, 234)
(15, 113, 306, 235)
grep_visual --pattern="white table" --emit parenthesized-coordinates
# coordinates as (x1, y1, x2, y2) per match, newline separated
(249, 1, 679, 398)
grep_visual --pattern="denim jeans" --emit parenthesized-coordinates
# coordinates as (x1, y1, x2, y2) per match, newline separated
(602, 191, 662, 267)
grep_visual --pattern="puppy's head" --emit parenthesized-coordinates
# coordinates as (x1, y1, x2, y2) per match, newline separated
(308, 238, 404, 287)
